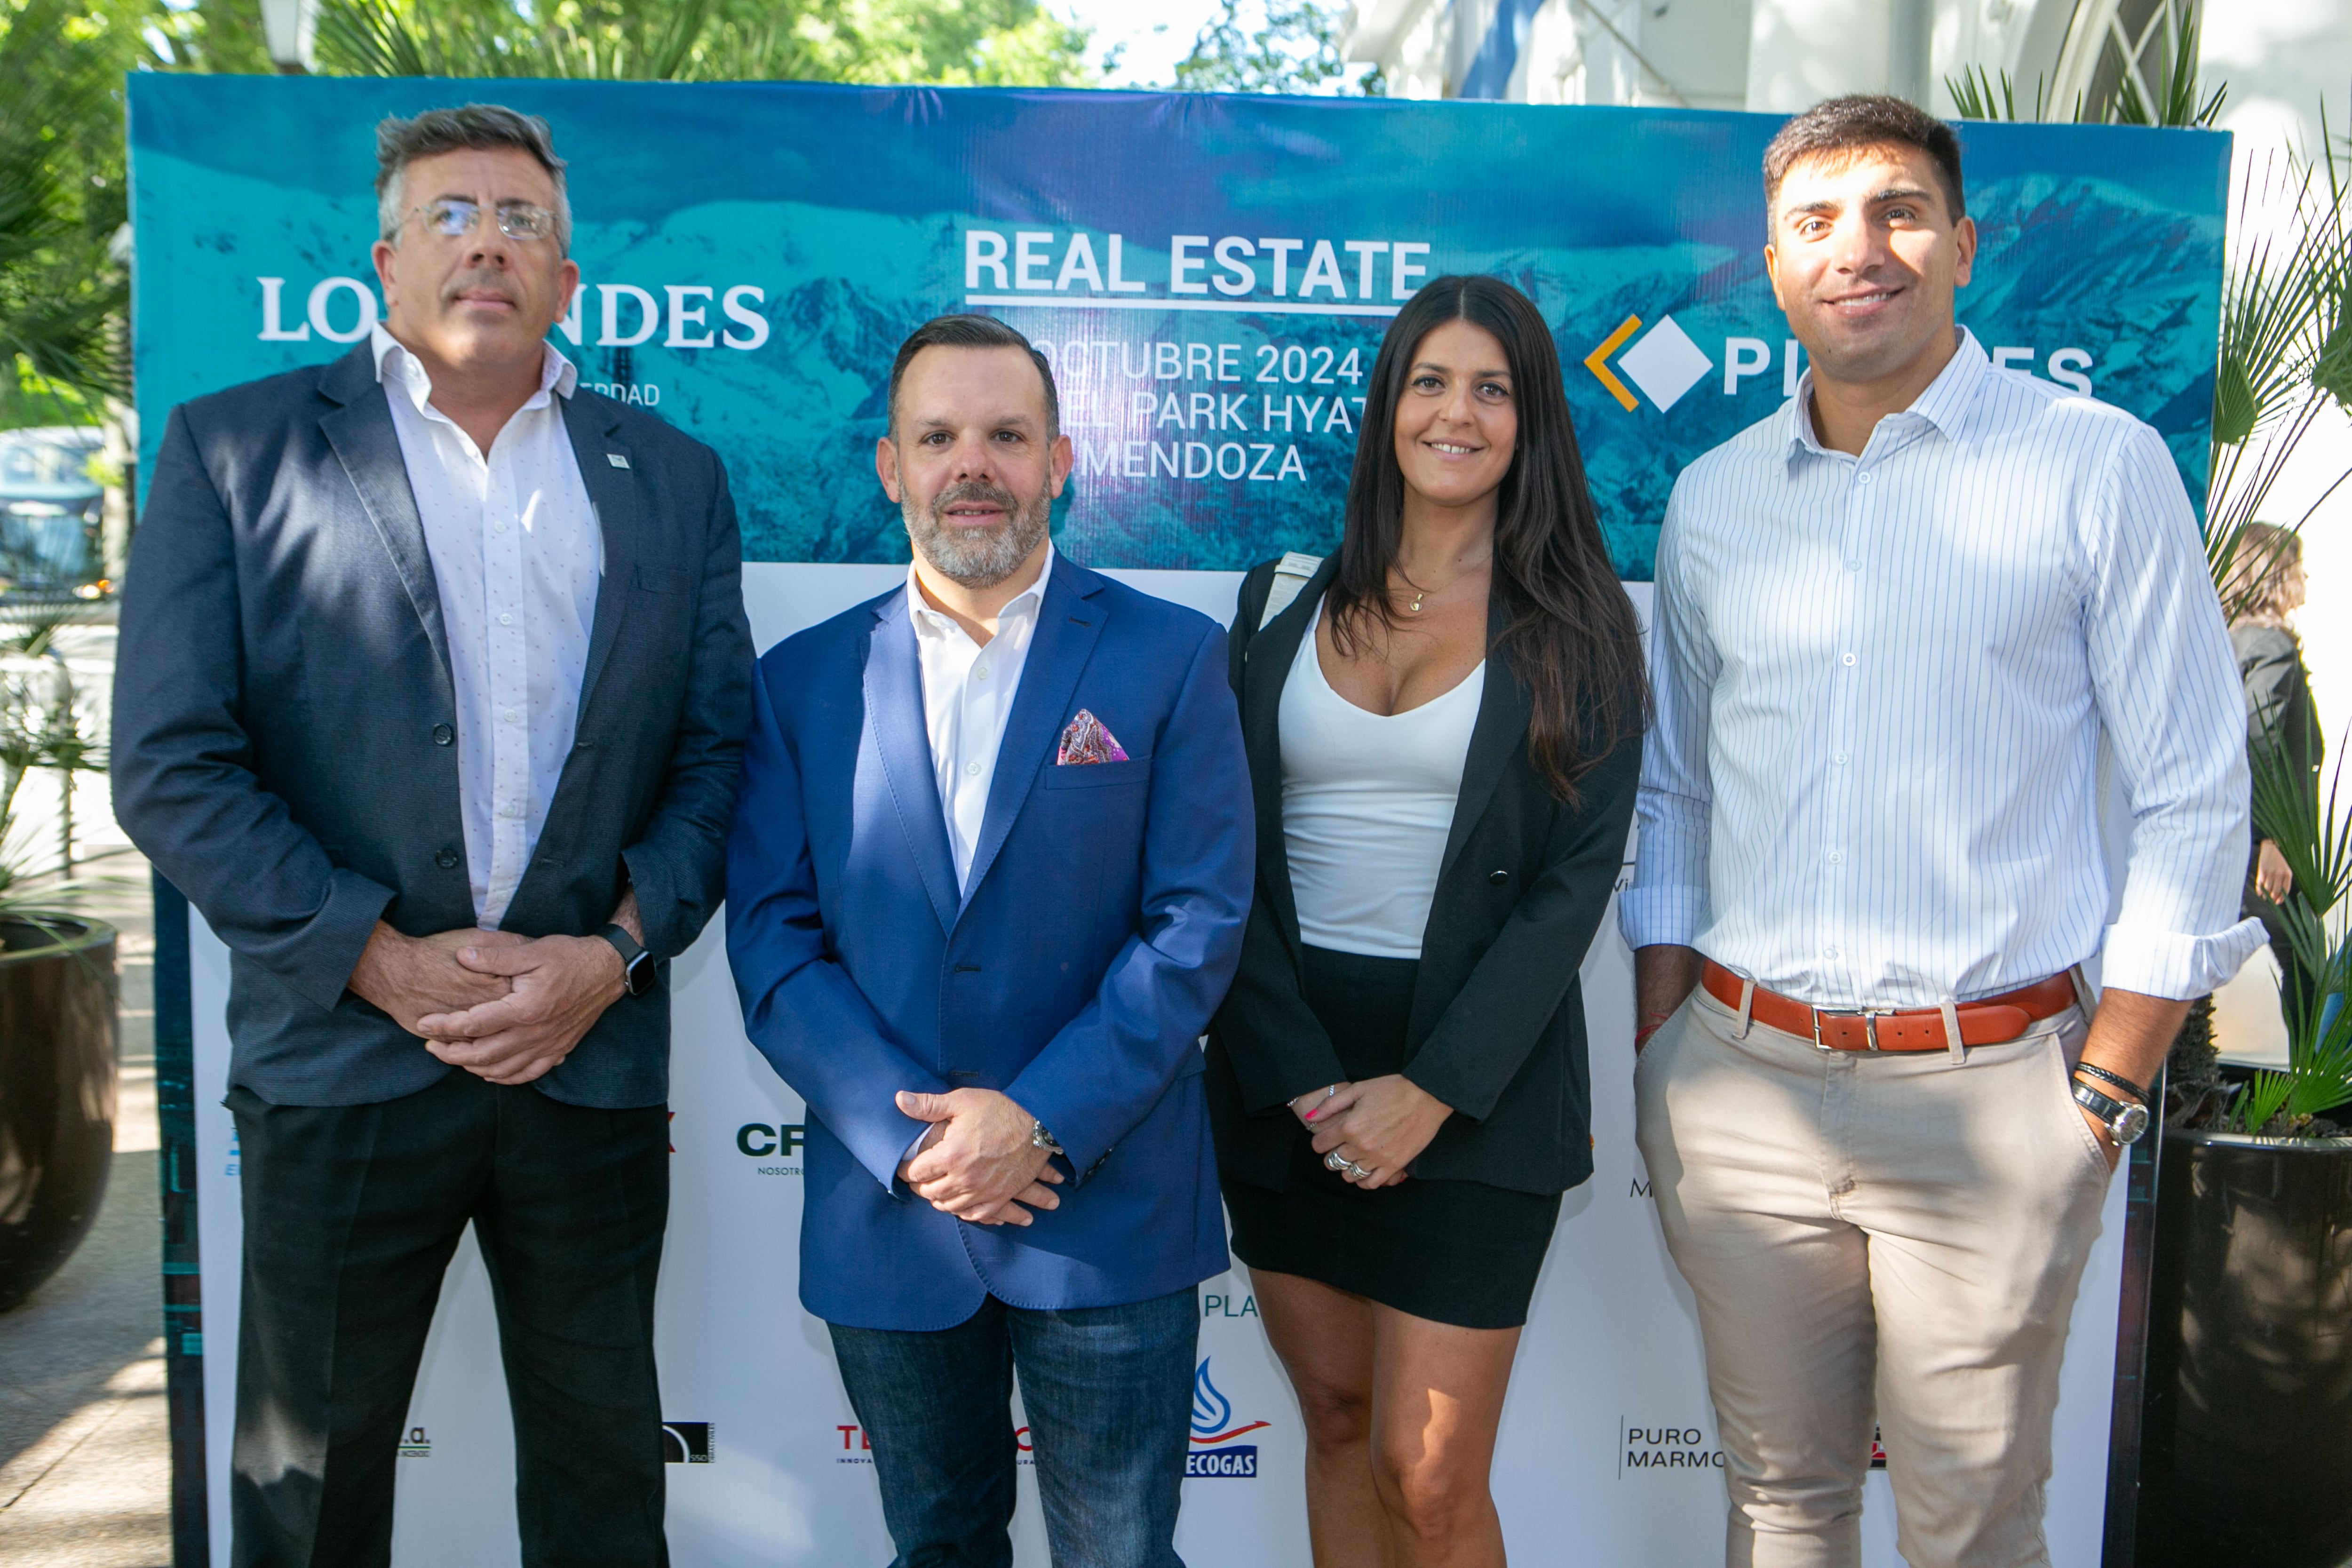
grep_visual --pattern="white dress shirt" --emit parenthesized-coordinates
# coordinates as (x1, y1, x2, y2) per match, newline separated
(371, 325, 602, 929)
(909, 544, 1054, 892)
(1621, 330, 2264, 1006)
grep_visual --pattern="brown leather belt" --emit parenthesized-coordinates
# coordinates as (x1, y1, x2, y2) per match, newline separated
(1700, 961, 2078, 1053)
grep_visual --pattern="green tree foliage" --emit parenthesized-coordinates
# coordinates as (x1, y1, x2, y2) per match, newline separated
(1172, 0, 1379, 96)
(311, 0, 1095, 84)
(0, 0, 147, 417)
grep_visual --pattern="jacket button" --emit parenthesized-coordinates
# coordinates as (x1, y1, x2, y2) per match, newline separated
(1489, 869, 1510, 884)
(431, 724, 454, 746)
(435, 849, 460, 869)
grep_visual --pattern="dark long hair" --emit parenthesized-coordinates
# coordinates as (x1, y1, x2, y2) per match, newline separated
(1327, 274, 1647, 802)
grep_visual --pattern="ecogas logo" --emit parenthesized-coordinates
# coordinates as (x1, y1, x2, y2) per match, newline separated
(1186, 1359, 1271, 1480)
(1582, 313, 2099, 414)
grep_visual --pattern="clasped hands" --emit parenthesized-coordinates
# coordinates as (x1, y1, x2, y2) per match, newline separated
(1287, 1075, 1453, 1190)
(348, 899, 639, 1086)
(894, 1089, 1064, 1226)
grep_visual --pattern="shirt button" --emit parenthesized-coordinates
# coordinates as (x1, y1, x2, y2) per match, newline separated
(1824, 945, 1841, 960)
(1827, 851, 1843, 865)
(503, 708, 519, 724)
(1832, 752, 1849, 765)
(1856, 471, 1875, 486)
(1846, 559, 1862, 572)
(965, 762, 982, 777)
(431, 724, 453, 746)
(493, 522, 508, 535)
(975, 664, 989, 679)
(1842, 652, 1856, 666)
(498, 613, 514, 627)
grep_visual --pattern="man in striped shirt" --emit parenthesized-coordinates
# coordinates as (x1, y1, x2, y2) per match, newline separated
(1622, 96, 2262, 1568)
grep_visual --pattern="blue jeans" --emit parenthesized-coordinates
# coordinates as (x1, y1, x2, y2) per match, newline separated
(827, 1289, 1198, 1568)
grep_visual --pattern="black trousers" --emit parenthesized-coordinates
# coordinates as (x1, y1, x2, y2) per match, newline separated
(227, 1068, 671, 1568)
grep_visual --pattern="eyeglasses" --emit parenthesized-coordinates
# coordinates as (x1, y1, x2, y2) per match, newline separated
(408, 199, 559, 243)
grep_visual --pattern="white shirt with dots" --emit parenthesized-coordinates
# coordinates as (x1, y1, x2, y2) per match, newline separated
(371, 324, 602, 929)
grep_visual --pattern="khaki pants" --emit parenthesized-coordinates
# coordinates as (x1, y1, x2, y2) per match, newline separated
(1633, 984, 2114, 1568)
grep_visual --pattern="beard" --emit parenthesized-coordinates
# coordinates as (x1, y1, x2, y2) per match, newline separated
(904, 479, 1054, 589)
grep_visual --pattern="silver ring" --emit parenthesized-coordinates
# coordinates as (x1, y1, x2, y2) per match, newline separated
(1344, 1160, 1370, 1179)
(1324, 1149, 1350, 1172)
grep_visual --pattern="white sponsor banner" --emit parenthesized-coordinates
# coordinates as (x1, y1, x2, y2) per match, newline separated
(189, 569, 2127, 1566)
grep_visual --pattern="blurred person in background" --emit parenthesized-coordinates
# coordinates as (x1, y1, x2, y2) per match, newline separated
(2225, 520, 2323, 1025)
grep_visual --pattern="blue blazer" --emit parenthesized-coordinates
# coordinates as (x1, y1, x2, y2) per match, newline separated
(726, 555, 1252, 1330)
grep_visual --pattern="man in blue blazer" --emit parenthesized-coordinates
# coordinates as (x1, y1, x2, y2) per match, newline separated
(112, 107, 750, 1566)
(726, 315, 1251, 1568)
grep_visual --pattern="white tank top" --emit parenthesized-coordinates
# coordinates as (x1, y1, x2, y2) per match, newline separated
(1279, 598, 1485, 959)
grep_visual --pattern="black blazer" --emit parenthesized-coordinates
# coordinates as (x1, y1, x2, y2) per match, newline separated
(112, 342, 754, 1110)
(1204, 556, 1639, 1196)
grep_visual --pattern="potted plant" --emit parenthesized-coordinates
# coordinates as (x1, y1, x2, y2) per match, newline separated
(2135, 704, 2352, 1568)
(0, 617, 116, 1313)
(2124, 81, 2352, 1560)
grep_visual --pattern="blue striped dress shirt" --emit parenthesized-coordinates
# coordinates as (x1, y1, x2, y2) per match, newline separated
(1621, 331, 2265, 1007)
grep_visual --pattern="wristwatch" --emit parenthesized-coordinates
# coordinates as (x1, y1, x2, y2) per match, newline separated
(1031, 1119, 1065, 1157)
(2072, 1080, 2150, 1147)
(597, 923, 656, 998)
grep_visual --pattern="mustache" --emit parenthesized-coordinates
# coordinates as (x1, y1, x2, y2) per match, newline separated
(443, 271, 520, 306)
(931, 480, 1021, 520)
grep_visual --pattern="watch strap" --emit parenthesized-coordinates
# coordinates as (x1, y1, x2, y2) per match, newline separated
(597, 923, 652, 996)
(2072, 1081, 2149, 1143)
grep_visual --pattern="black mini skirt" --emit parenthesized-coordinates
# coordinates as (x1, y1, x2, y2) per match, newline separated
(1221, 944, 1562, 1331)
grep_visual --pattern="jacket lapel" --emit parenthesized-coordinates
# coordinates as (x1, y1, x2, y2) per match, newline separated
(317, 344, 454, 694)
(865, 592, 961, 932)
(957, 555, 1107, 910)
(1241, 554, 1338, 954)
(564, 392, 641, 731)
(1436, 585, 1532, 883)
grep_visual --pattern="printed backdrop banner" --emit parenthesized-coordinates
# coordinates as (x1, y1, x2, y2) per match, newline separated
(131, 75, 2224, 1567)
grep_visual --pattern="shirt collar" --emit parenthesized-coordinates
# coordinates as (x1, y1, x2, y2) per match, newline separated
(907, 541, 1056, 640)
(1785, 326, 1989, 458)
(369, 323, 579, 419)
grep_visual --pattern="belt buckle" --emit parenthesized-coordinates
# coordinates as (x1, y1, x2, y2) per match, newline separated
(1812, 1007, 1882, 1052)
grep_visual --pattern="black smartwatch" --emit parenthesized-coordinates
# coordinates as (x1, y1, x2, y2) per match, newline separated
(597, 923, 655, 998)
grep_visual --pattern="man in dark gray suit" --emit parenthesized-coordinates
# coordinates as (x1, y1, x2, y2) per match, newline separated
(112, 104, 752, 1566)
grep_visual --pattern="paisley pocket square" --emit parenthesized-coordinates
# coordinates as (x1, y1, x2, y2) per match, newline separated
(1056, 709, 1130, 765)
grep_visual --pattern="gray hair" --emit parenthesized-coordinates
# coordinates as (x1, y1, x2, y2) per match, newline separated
(374, 104, 572, 255)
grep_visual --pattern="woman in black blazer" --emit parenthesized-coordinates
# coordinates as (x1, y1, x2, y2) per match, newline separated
(1206, 275, 1645, 1566)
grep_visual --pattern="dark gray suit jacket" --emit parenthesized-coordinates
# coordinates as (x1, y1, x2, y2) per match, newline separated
(113, 342, 754, 1108)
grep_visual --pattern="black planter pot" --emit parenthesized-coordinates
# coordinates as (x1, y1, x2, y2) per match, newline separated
(2137, 1128, 2352, 1568)
(0, 915, 118, 1313)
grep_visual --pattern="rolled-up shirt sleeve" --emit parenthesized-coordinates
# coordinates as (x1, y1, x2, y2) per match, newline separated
(1621, 486, 1716, 951)
(2086, 422, 2267, 999)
